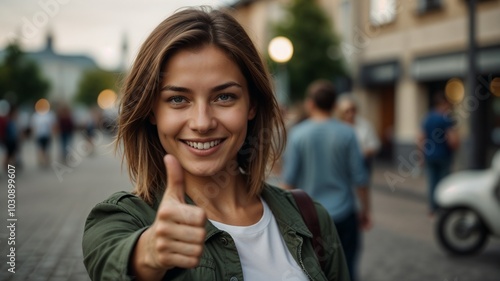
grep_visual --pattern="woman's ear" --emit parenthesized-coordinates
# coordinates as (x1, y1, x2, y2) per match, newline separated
(248, 102, 257, 121)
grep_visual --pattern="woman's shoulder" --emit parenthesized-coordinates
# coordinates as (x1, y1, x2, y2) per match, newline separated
(93, 191, 149, 210)
(86, 191, 156, 225)
(262, 184, 297, 207)
(99, 191, 142, 205)
(262, 183, 289, 196)
(262, 184, 331, 222)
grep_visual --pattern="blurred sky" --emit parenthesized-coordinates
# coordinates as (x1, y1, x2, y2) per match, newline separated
(0, 0, 236, 70)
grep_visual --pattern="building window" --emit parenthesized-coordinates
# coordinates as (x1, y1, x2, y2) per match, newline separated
(370, 0, 397, 26)
(417, 0, 443, 14)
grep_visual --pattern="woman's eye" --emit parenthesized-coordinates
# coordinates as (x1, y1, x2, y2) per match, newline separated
(168, 96, 187, 104)
(216, 94, 235, 102)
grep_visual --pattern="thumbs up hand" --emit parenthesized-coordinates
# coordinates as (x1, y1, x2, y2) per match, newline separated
(141, 155, 207, 272)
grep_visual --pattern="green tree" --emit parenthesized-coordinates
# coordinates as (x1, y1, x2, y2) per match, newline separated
(74, 69, 119, 106)
(272, 0, 346, 102)
(0, 43, 50, 105)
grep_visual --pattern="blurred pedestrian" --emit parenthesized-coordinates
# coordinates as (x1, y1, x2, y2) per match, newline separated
(336, 94, 381, 176)
(15, 109, 31, 170)
(0, 106, 7, 153)
(31, 105, 56, 168)
(82, 8, 349, 281)
(56, 103, 75, 163)
(83, 106, 100, 155)
(282, 79, 371, 281)
(3, 105, 20, 168)
(417, 92, 460, 216)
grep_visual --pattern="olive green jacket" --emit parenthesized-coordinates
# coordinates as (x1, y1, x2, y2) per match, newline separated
(82, 184, 350, 281)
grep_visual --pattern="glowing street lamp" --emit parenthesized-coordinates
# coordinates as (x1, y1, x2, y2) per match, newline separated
(97, 89, 117, 110)
(35, 98, 51, 115)
(268, 36, 294, 63)
(268, 36, 293, 106)
(445, 78, 465, 104)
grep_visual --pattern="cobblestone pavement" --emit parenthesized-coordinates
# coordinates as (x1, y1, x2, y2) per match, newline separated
(0, 132, 499, 280)
(0, 132, 131, 281)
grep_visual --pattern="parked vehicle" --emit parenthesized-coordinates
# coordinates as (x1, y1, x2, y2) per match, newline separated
(435, 151, 500, 255)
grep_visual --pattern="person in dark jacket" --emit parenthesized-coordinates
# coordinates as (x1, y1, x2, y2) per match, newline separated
(3, 105, 19, 169)
(82, 7, 350, 281)
(56, 104, 74, 163)
(417, 92, 460, 216)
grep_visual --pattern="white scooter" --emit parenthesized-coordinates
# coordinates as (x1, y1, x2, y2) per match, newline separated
(435, 150, 500, 255)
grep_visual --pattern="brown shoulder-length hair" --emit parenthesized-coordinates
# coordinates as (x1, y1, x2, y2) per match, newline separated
(116, 7, 286, 205)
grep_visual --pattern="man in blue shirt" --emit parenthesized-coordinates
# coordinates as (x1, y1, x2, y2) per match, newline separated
(418, 92, 460, 215)
(282, 80, 370, 281)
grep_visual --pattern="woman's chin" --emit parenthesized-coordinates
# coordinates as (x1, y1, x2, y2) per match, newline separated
(186, 165, 223, 178)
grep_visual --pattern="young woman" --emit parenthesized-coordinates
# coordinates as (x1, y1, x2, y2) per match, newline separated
(82, 7, 349, 281)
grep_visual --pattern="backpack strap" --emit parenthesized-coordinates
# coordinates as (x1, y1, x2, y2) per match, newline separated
(290, 189, 326, 272)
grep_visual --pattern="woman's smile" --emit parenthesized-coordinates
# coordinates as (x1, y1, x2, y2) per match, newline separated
(182, 138, 224, 150)
(180, 138, 227, 157)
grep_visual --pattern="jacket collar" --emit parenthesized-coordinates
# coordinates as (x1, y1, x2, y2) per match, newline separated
(261, 184, 312, 238)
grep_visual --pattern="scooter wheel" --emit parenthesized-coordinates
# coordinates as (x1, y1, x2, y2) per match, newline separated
(436, 207, 489, 255)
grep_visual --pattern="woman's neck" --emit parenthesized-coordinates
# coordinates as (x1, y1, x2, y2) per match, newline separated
(184, 170, 262, 226)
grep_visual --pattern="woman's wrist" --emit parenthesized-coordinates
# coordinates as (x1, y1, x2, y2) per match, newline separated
(131, 228, 168, 281)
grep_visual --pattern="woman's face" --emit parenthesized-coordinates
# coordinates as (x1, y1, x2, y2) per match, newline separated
(151, 45, 256, 177)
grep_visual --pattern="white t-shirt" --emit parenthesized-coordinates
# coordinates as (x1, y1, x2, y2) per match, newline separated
(31, 111, 56, 138)
(354, 116, 381, 154)
(209, 199, 309, 281)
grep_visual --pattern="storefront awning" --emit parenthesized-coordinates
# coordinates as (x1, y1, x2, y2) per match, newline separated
(411, 45, 500, 82)
(360, 60, 400, 86)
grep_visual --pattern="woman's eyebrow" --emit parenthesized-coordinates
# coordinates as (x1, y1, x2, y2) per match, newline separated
(161, 82, 242, 93)
(212, 81, 242, 92)
(161, 85, 190, 93)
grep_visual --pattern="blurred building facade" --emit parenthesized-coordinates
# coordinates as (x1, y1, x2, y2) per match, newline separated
(0, 31, 129, 104)
(230, 0, 500, 167)
(0, 32, 98, 103)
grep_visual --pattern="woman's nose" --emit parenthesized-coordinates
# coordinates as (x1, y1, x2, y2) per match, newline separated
(188, 104, 217, 134)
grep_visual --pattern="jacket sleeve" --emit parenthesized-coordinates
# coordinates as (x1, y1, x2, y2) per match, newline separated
(82, 193, 153, 281)
(315, 202, 351, 281)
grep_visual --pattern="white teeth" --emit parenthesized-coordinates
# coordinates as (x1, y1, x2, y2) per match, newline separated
(186, 140, 221, 150)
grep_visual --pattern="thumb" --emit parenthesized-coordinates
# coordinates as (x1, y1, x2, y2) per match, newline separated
(163, 154, 186, 204)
